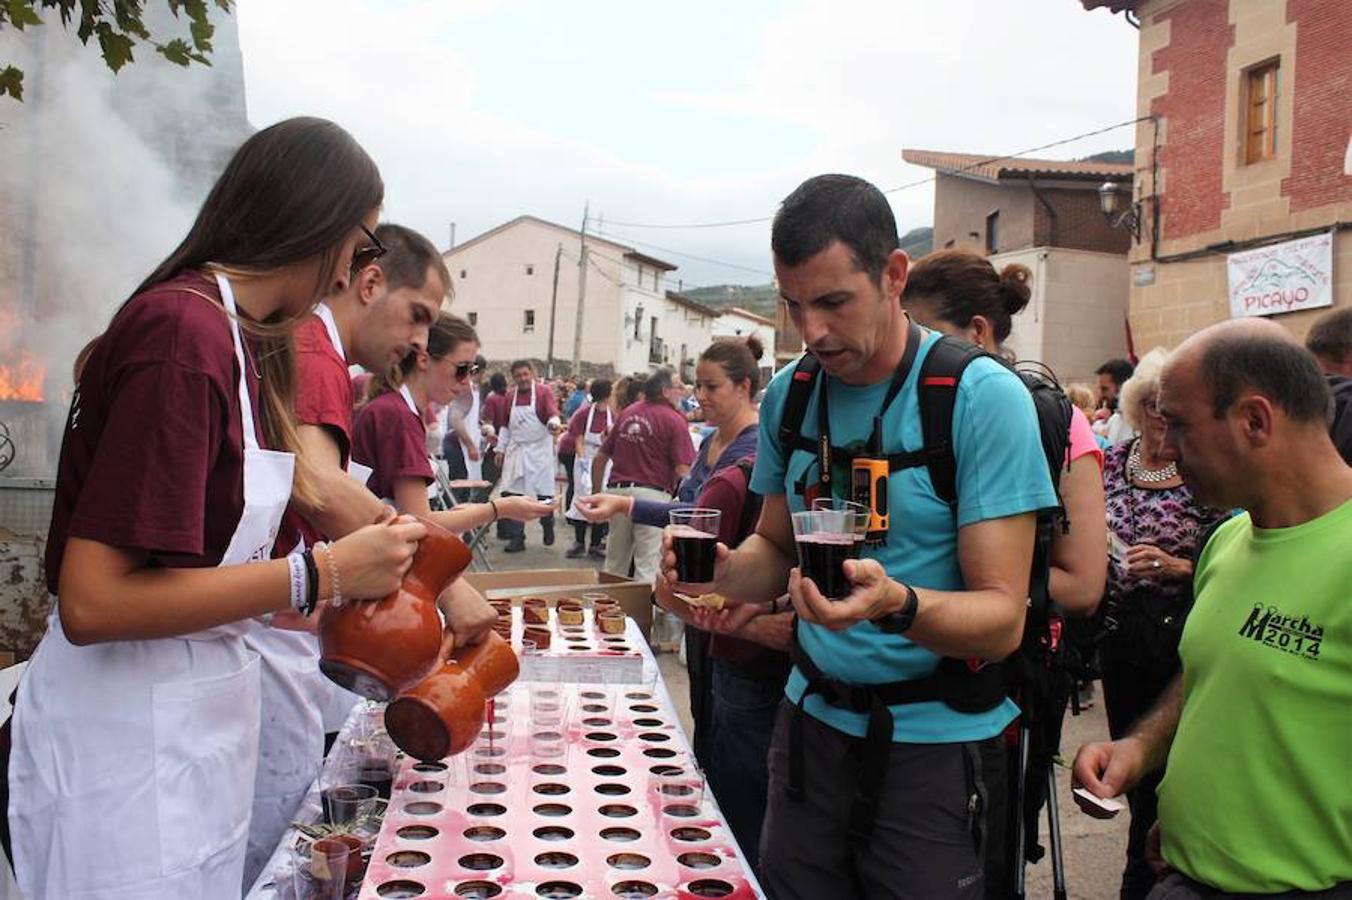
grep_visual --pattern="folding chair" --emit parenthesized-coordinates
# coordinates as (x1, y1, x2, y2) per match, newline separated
(430, 459, 494, 571)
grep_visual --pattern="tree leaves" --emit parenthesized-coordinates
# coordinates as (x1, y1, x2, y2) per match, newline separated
(1, 0, 235, 100)
(3, 1, 45, 29)
(0, 65, 24, 100)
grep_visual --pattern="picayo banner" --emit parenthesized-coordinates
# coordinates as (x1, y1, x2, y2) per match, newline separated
(1228, 231, 1334, 319)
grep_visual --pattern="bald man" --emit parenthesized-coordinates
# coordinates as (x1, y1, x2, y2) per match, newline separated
(1072, 319, 1352, 898)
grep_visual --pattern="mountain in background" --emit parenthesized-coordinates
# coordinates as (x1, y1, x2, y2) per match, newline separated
(900, 225, 933, 258)
(1077, 149, 1135, 165)
(684, 227, 936, 318)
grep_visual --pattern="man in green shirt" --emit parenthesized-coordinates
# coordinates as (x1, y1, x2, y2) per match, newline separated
(1073, 318, 1352, 897)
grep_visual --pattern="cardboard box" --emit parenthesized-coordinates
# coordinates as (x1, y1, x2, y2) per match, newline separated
(464, 568, 653, 639)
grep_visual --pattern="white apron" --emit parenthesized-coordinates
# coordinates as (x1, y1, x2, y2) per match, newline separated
(566, 404, 612, 522)
(502, 382, 556, 497)
(9, 272, 294, 899)
(239, 537, 330, 888)
(460, 385, 484, 482)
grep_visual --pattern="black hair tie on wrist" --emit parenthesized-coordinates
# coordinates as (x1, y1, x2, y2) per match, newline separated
(301, 547, 320, 617)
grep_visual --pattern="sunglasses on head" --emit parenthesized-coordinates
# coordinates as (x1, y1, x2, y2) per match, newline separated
(454, 362, 483, 380)
(350, 225, 387, 274)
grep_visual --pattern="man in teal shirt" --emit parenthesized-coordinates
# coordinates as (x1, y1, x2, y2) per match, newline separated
(663, 175, 1055, 899)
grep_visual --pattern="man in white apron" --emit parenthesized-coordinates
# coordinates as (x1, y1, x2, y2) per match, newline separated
(496, 360, 561, 553)
(10, 273, 291, 898)
(241, 224, 447, 887)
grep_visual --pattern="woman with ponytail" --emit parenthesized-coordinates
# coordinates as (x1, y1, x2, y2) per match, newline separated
(902, 248, 1109, 895)
(5, 118, 427, 898)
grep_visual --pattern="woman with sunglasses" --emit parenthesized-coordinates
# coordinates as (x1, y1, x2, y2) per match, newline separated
(4, 118, 427, 899)
(351, 314, 554, 530)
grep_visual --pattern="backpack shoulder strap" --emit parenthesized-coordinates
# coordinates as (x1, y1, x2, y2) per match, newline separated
(777, 353, 821, 454)
(733, 457, 761, 545)
(916, 336, 988, 507)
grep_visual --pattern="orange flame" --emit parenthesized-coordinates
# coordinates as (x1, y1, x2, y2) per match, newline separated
(0, 307, 46, 402)
(0, 355, 44, 402)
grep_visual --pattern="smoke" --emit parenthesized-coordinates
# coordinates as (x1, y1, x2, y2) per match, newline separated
(0, 13, 244, 472)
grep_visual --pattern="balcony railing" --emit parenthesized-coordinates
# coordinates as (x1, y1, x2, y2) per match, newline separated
(649, 337, 666, 365)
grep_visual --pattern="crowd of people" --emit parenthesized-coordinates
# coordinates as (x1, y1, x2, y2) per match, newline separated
(1, 118, 1347, 900)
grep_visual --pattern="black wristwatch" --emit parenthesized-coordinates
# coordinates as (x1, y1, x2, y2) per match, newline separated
(873, 582, 919, 634)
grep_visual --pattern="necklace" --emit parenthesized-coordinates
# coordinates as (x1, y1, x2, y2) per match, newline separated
(1128, 439, 1177, 484)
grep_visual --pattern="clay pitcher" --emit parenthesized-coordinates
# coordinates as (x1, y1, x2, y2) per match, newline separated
(384, 631, 520, 762)
(318, 518, 471, 701)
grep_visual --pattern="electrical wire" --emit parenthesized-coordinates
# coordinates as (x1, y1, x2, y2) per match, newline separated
(597, 115, 1151, 231)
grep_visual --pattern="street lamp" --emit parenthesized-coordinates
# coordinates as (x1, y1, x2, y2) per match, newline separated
(1098, 180, 1141, 242)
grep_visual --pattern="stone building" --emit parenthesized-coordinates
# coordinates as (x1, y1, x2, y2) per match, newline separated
(1083, 0, 1352, 350)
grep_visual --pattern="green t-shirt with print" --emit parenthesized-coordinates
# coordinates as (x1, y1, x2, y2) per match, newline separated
(1158, 498, 1352, 893)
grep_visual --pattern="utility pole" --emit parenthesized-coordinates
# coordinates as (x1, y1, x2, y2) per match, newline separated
(448, 222, 456, 250)
(545, 243, 563, 378)
(570, 203, 589, 377)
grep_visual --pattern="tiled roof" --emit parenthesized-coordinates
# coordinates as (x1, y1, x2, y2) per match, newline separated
(901, 149, 1134, 184)
(1080, 0, 1140, 12)
(665, 291, 720, 318)
(445, 215, 677, 270)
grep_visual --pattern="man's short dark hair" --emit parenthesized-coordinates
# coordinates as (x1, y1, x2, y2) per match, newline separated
(1198, 331, 1331, 423)
(1305, 307, 1352, 367)
(488, 372, 507, 394)
(1095, 358, 1135, 387)
(510, 359, 532, 373)
(643, 368, 675, 403)
(373, 223, 452, 296)
(771, 174, 899, 282)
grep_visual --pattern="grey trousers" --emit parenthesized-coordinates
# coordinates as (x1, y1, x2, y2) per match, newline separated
(758, 700, 1006, 900)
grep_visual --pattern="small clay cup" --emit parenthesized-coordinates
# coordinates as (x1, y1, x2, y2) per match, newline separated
(598, 609, 626, 635)
(384, 631, 521, 762)
(523, 624, 552, 651)
(557, 602, 584, 626)
(319, 518, 471, 701)
(522, 597, 549, 625)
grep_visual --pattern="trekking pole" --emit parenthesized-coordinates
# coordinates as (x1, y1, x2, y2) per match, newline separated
(1012, 722, 1031, 900)
(1045, 763, 1068, 900)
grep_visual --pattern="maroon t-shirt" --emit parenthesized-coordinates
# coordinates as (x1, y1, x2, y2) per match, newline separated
(600, 400, 696, 493)
(491, 381, 559, 431)
(351, 390, 432, 501)
(294, 315, 354, 463)
(45, 271, 271, 593)
(566, 402, 612, 442)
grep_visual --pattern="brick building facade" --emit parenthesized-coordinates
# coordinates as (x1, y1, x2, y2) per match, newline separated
(1085, 0, 1352, 350)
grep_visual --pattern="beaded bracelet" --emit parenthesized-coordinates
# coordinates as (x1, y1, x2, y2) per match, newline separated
(318, 542, 343, 608)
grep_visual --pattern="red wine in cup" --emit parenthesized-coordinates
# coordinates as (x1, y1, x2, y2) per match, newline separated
(672, 525, 717, 582)
(796, 533, 862, 599)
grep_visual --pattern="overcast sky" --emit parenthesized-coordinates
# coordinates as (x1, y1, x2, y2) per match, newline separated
(236, 0, 1140, 288)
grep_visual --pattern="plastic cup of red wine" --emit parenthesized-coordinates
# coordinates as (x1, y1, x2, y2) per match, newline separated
(792, 499, 869, 600)
(669, 508, 721, 584)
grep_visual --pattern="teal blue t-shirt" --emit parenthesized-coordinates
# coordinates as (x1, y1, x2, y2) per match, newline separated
(752, 332, 1058, 743)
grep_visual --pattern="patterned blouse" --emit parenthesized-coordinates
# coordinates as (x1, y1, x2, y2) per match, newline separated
(1103, 439, 1226, 607)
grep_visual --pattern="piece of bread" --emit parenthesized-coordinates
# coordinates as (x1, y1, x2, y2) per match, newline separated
(676, 592, 726, 610)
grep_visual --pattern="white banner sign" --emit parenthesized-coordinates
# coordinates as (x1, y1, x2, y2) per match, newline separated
(1228, 232, 1334, 319)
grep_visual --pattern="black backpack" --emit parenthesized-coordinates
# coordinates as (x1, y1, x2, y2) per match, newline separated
(778, 335, 1076, 860)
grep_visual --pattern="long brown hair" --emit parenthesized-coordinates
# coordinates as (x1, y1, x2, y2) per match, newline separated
(124, 117, 384, 504)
